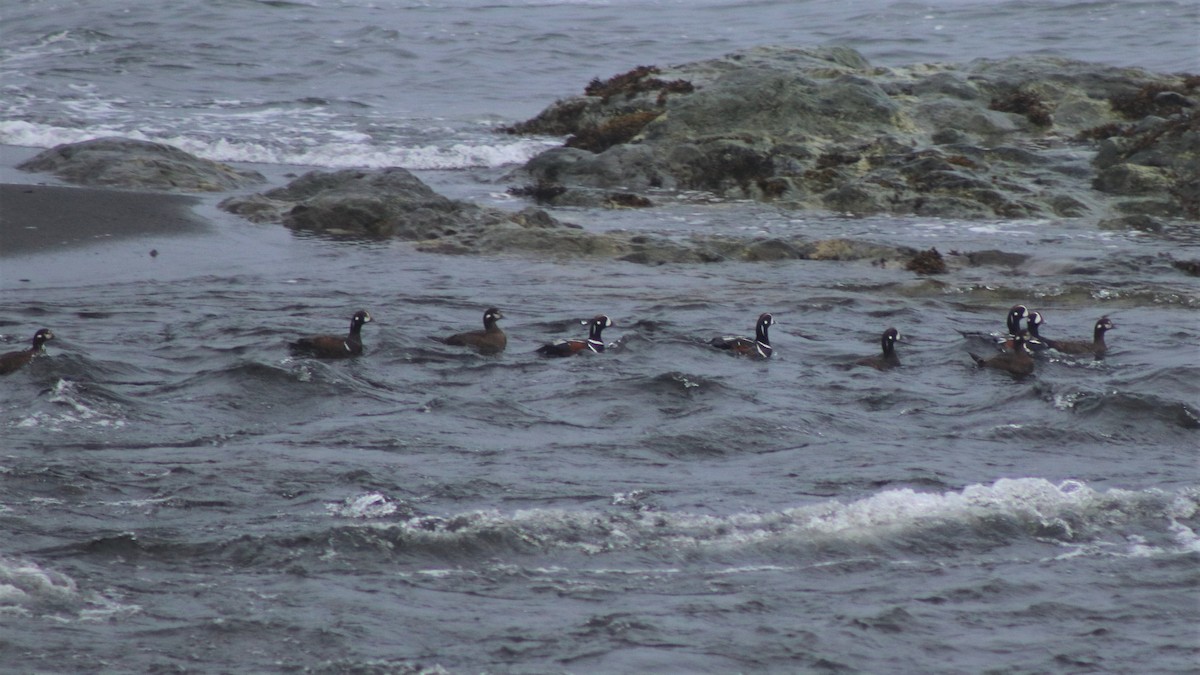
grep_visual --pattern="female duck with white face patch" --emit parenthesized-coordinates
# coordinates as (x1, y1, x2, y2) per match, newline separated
(0, 328, 54, 375)
(854, 327, 901, 370)
(433, 307, 507, 355)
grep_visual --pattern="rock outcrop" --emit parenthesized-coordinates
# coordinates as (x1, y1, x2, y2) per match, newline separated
(505, 47, 1199, 222)
(18, 137, 265, 191)
(219, 166, 931, 265)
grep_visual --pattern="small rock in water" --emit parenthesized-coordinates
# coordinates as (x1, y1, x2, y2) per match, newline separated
(906, 247, 947, 275)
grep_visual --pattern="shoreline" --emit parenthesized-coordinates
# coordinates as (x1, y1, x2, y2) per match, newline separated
(0, 183, 206, 257)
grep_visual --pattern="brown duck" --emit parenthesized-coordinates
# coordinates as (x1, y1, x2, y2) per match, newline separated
(1037, 316, 1115, 358)
(855, 327, 901, 370)
(432, 307, 506, 355)
(289, 310, 372, 359)
(0, 329, 54, 375)
(970, 334, 1035, 376)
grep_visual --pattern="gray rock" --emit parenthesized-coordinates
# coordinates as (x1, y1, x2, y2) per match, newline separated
(1097, 214, 1166, 233)
(916, 99, 1020, 137)
(909, 71, 982, 100)
(741, 238, 806, 262)
(1091, 114, 1199, 219)
(523, 145, 667, 190)
(18, 137, 265, 192)
(965, 249, 1031, 267)
(220, 166, 943, 266)
(1093, 164, 1174, 196)
(506, 47, 1200, 222)
(823, 183, 887, 215)
(223, 167, 517, 240)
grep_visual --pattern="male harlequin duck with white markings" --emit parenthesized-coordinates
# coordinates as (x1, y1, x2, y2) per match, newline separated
(536, 315, 613, 357)
(1004, 304, 1028, 337)
(433, 307, 506, 355)
(289, 310, 372, 359)
(1023, 311, 1052, 352)
(958, 304, 1027, 349)
(855, 327, 901, 370)
(969, 333, 1035, 376)
(710, 312, 775, 359)
(0, 328, 54, 375)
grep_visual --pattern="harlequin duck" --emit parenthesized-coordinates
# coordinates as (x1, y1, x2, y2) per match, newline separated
(710, 313, 775, 359)
(1005, 304, 1028, 336)
(0, 328, 54, 376)
(855, 327, 901, 370)
(969, 333, 1035, 376)
(433, 307, 506, 355)
(289, 310, 372, 359)
(536, 315, 613, 357)
(1023, 311, 1053, 352)
(1039, 316, 1115, 357)
(958, 304, 1027, 346)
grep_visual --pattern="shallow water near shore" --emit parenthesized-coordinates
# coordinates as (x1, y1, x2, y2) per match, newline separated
(2, 0, 1200, 672)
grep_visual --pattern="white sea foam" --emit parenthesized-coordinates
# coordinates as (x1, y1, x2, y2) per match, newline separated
(0, 120, 108, 148)
(327, 492, 399, 519)
(0, 555, 139, 621)
(0, 119, 559, 170)
(381, 478, 1199, 559)
(14, 379, 127, 432)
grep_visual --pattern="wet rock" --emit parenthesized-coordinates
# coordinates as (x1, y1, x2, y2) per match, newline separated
(505, 47, 1200, 222)
(522, 144, 667, 191)
(802, 238, 906, 262)
(222, 168, 469, 238)
(1046, 194, 1092, 217)
(1094, 164, 1174, 195)
(1097, 214, 1166, 233)
(965, 249, 1031, 268)
(741, 238, 805, 261)
(220, 166, 936, 266)
(1172, 259, 1200, 277)
(1089, 112, 1200, 219)
(917, 99, 1020, 137)
(508, 180, 654, 209)
(18, 137, 265, 192)
(908, 71, 981, 100)
(221, 167, 571, 245)
(222, 167, 690, 261)
(910, 196, 995, 219)
(905, 247, 947, 275)
(823, 183, 886, 215)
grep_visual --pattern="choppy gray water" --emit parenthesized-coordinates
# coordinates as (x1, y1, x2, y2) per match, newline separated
(2, 1, 1199, 672)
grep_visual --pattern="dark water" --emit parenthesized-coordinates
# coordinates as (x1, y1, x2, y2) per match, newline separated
(2, 0, 1200, 672)
(3, 187, 1198, 671)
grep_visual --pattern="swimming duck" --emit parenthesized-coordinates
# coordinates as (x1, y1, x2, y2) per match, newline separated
(855, 327, 901, 370)
(289, 310, 372, 359)
(0, 328, 54, 375)
(710, 312, 775, 359)
(536, 315, 613, 357)
(433, 307, 506, 355)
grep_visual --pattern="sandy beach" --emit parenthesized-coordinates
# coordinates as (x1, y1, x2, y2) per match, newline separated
(0, 183, 204, 257)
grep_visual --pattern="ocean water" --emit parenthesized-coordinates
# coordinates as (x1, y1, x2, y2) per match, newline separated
(2, 1, 1199, 672)
(2, 0, 1197, 171)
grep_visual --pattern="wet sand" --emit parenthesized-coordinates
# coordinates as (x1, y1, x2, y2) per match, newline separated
(0, 184, 204, 256)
